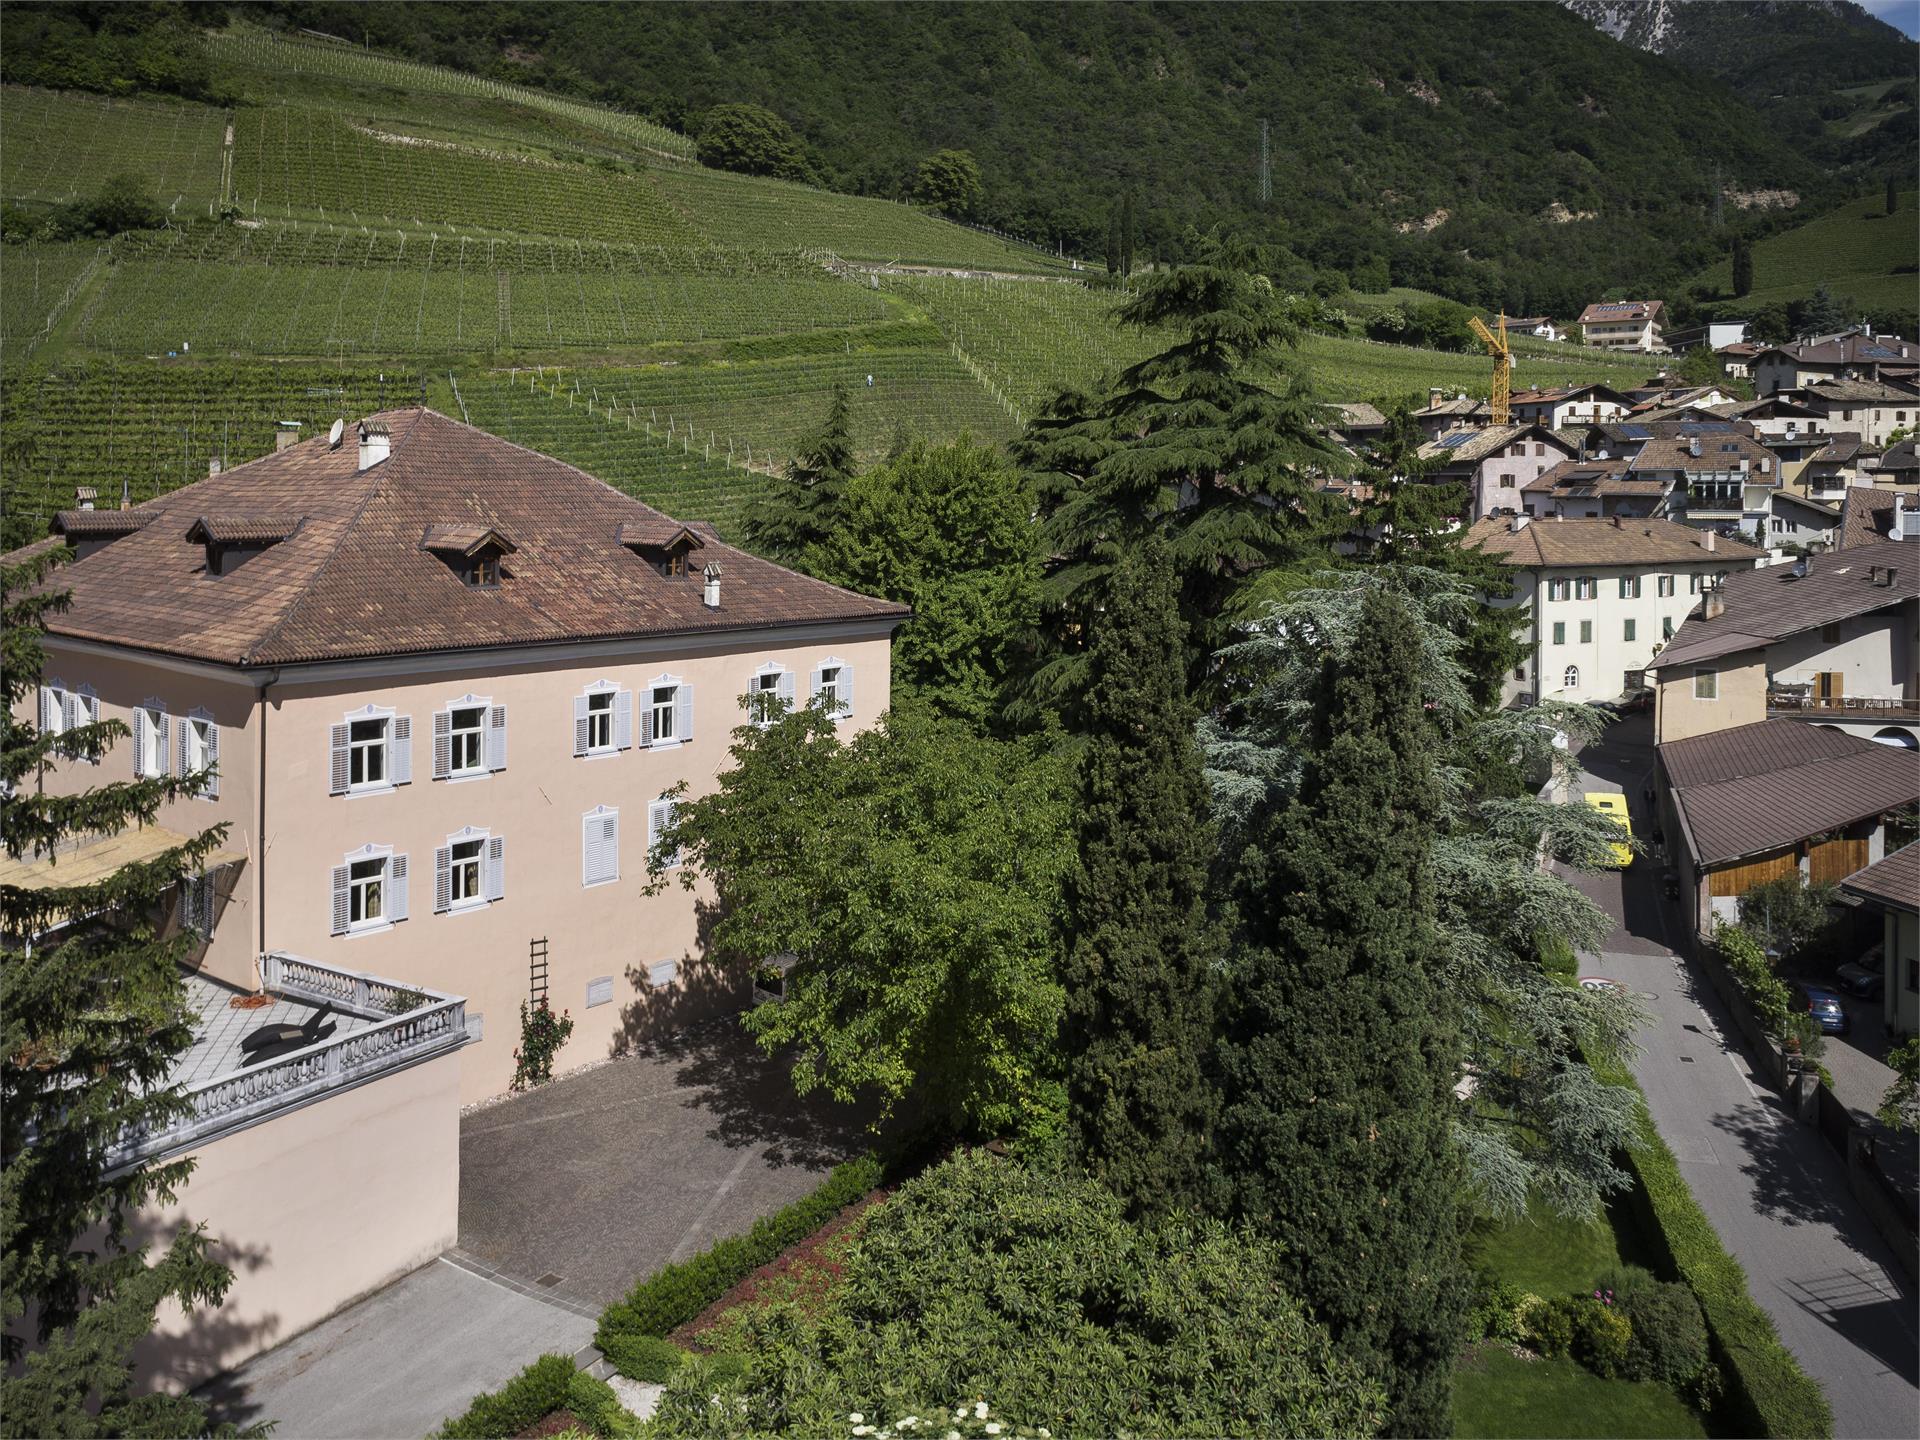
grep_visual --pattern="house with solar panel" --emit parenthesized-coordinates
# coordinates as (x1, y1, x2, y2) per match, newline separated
(1752, 330, 1918, 396)
(1577, 299, 1667, 352)
(1415, 422, 1579, 519)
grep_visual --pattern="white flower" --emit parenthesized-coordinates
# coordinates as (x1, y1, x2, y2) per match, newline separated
(974, 1402, 990, 1420)
(946, 1432, 962, 1440)
(853, 1428, 873, 1437)
(850, 1416, 865, 1427)
(1038, 1430, 1051, 1438)
(985, 1426, 1003, 1436)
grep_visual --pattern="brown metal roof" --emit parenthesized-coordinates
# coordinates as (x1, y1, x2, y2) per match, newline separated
(1650, 540, 1918, 670)
(1659, 721, 1920, 868)
(1839, 844, 1918, 914)
(4, 408, 908, 669)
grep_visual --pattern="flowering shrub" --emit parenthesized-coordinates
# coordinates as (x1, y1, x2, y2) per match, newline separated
(1572, 1300, 1633, 1379)
(1465, 1278, 1532, 1343)
(510, 997, 574, 1091)
(846, 1400, 1050, 1440)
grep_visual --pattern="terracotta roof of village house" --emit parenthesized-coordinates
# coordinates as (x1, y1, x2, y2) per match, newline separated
(1753, 334, 1916, 367)
(1658, 720, 1920, 868)
(1838, 487, 1916, 548)
(1415, 395, 1493, 421)
(0, 408, 909, 668)
(1629, 431, 1778, 476)
(52, 509, 150, 538)
(1509, 384, 1632, 406)
(1807, 432, 1874, 465)
(1872, 439, 1919, 475)
(1578, 300, 1664, 325)
(1650, 539, 1918, 670)
(1795, 377, 1919, 406)
(1464, 516, 1763, 568)
(1416, 422, 1572, 466)
(185, 514, 306, 547)
(1521, 459, 1668, 498)
(1840, 844, 1919, 915)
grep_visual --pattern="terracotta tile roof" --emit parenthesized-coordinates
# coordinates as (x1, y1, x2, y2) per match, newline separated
(1840, 844, 1919, 915)
(52, 510, 150, 538)
(1659, 720, 1919, 868)
(1871, 439, 1919, 475)
(2, 408, 908, 668)
(1578, 300, 1664, 325)
(1838, 487, 1915, 548)
(1510, 384, 1631, 406)
(420, 523, 516, 556)
(1415, 395, 1492, 420)
(1465, 515, 1764, 569)
(1651, 539, 1918, 670)
(1807, 432, 1871, 465)
(185, 515, 305, 547)
(1796, 378, 1917, 406)
(1417, 423, 1571, 466)
(1521, 458, 1666, 497)
(1629, 431, 1778, 477)
(1753, 334, 1916, 367)
(617, 518, 705, 551)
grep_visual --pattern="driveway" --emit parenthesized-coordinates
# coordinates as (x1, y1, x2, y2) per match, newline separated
(1566, 719, 1920, 1439)
(205, 1014, 875, 1437)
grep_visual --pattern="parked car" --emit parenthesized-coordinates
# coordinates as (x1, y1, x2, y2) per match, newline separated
(1834, 956, 1885, 1000)
(1794, 986, 1852, 1035)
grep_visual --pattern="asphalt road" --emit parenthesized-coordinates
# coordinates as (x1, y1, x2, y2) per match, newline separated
(1566, 717, 1919, 1440)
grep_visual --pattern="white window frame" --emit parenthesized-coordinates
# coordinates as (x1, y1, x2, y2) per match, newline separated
(1574, 576, 1597, 601)
(576, 680, 629, 757)
(1693, 669, 1718, 701)
(1545, 578, 1569, 602)
(334, 843, 407, 937)
(435, 825, 505, 915)
(811, 656, 854, 722)
(436, 693, 501, 781)
(182, 707, 218, 799)
(645, 673, 685, 748)
(1657, 574, 1675, 597)
(748, 663, 792, 728)
(332, 703, 410, 796)
(582, 805, 620, 888)
(1619, 576, 1641, 599)
(66, 684, 100, 766)
(135, 697, 170, 779)
(1563, 665, 1580, 691)
(447, 831, 487, 912)
(40, 679, 70, 738)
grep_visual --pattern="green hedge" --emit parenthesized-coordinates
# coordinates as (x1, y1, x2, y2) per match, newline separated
(595, 1152, 884, 1370)
(1596, 1056, 1833, 1439)
(435, 1355, 632, 1439)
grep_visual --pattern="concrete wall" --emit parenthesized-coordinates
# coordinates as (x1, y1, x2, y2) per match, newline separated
(263, 628, 894, 1102)
(1888, 909, 1919, 1038)
(130, 1047, 462, 1393)
(27, 647, 263, 991)
(1768, 603, 1913, 700)
(1654, 655, 1768, 743)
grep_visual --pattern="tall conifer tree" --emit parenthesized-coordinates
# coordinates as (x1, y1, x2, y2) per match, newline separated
(2, 550, 236, 1437)
(743, 382, 856, 565)
(1731, 235, 1753, 299)
(1213, 586, 1467, 1436)
(1063, 537, 1218, 1217)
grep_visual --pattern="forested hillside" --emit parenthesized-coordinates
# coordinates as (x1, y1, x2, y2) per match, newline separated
(242, 0, 1903, 316)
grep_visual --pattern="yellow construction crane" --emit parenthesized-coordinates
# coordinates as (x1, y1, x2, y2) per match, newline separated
(1468, 311, 1513, 425)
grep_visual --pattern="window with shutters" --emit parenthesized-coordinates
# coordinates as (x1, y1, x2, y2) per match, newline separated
(1619, 576, 1641, 599)
(1657, 574, 1675, 597)
(1623, 618, 1636, 642)
(576, 681, 628, 756)
(64, 686, 100, 765)
(40, 680, 69, 738)
(1662, 615, 1675, 639)
(183, 712, 218, 798)
(330, 706, 409, 795)
(434, 828, 504, 913)
(448, 837, 484, 908)
(1574, 576, 1597, 600)
(435, 694, 505, 779)
(350, 858, 386, 926)
(747, 666, 795, 728)
(583, 806, 619, 887)
(1693, 669, 1718, 701)
(1546, 578, 1569, 602)
(449, 704, 485, 775)
(135, 700, 170, 778)
(811, 658, 853, 721)
(349, 718, 388, 787)
(645, 677, 686, 747)
(649, 798, 680, 870)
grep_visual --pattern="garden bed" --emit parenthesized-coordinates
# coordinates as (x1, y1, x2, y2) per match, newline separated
(669, 1184, 890, 1349)
(1454, 1344, 1708, 1439)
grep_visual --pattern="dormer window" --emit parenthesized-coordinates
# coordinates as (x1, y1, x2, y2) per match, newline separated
(422, 524, 516, 588)
(618, 518, 705, 577)
(187, 515, 301, 575)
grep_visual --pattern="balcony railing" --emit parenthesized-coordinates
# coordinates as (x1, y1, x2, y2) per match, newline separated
(105, 954, 467, 1170)
(1768, 689, 1920, 720)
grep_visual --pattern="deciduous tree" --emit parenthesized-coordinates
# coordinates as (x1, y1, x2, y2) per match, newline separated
(914, 148, 982, 216)
(695, 102, 813, 182)
(1063, 538, 1218, 1216)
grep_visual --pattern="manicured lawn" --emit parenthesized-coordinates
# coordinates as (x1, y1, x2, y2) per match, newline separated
(1454, 1346, 1707, 1439)
(1468, 1197, 1628, 1296)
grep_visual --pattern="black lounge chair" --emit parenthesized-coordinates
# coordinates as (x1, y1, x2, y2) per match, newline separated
(238, 1003, 337, 1064)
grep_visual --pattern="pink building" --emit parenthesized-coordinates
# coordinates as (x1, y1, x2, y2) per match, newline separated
(14, 409, 906, 1106)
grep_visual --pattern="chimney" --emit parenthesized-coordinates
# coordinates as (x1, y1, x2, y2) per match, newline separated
(73, 486, 97, 512)
(1704, 588, 1726, 620)
(1510, 513, 1530, 532)
(208, 456, 222, 477)
(1428, 387, 1444, 408)
(357, 420, 391, 471)
(1552, 510, 1564, 522)
(702, 561, 723, 609)
(1704, 530, 1717, 552)
(1688, 435, 1702, 457)
(274, 422, 300, 452)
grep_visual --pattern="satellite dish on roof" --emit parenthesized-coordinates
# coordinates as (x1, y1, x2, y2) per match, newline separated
(327, 418, 345, 450)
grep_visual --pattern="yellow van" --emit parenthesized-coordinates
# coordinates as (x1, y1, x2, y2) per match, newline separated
(1583, 792, 1634, 868)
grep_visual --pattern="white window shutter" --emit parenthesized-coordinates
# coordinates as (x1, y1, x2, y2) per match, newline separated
(329, 723, 350, 795)
(573, 696, 590, 757)
(433, 710, 451, 779)
(810, 665, 825, 706)
(647, 801, 660, 855)
(330, 865, 351, 935)
(676, 683, 693, 743)
(640, 701, 655, 747)
(39, 686, 55, 735)
(581, 814, 595, 885)
(434, 846, 452, 914)
(484, 835, 506, 901)
(614, 690, 633, 750)
(487, 705, 507, 771)
(134, 708, 150, 776)
(388, 853, 409, 923)
(602, 812, 619, 882)
(177, 717, 191, 778)
(390, 715, 412, 784)
(177, 879, 190, 932)
(204, 721, 220, 798)
(778, 671, 795, 711)
(155, 711, 170, 776)
(840, 662, 855, 718)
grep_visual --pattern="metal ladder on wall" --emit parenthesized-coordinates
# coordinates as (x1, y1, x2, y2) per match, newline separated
(528, 937, 549, 1006)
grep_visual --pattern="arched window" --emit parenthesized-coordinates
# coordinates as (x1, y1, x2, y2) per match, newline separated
(1563, 665, 1580, 691)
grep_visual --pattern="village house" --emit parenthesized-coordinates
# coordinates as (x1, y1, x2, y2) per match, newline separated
(1578, 299, 1667, 351)
(1416, 422, 1578, 519)
(1751, 330, 1917, 395)
(1413, 390, 1494, 440)
(1767, 490, 1842, 548)
(1465, 514, 1762, 706)
(1665, 320, 1751, 353)
(1507, 383, 1633, 428)
(1522, 458, 1668, 520)
(1507, 316, 1565, 342)
(1786, 378, 1919, 448)
(1716, 340, 1763, 381)
(1630, 431, 1781, 535)
(1654, 720, 1916, 943)
(1868, 438, 1919, 486)
(1795, 432, 1881, 500)
(1648, 539, 1919, 748)
(1725, 394, 1827, 445)
(13, 408, 908, 1108)
(1840, 488, 1920, 548)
